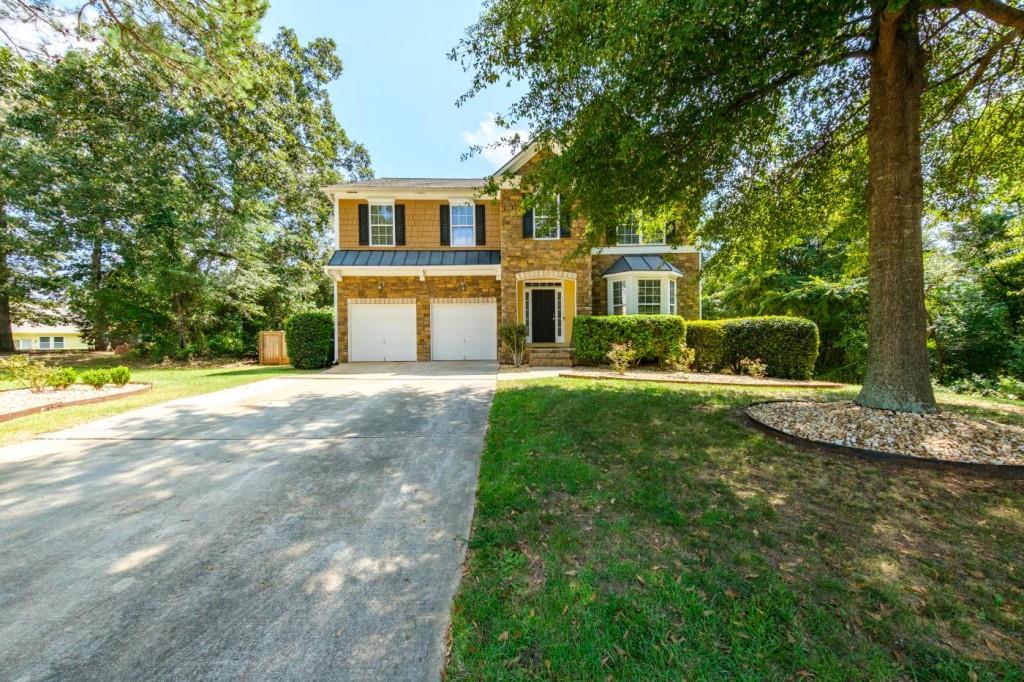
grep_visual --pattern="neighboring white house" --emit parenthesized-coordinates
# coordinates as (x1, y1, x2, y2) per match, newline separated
(11, 322, 89, 351)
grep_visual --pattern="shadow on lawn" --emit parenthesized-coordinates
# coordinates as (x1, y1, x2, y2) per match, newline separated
(451, 379, 1024, 679)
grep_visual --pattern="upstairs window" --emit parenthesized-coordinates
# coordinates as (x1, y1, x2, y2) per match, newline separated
(451, 203, 475, 246)
(369, 203, 395, 246)
(616, 215, 665, 245)
(637, 279, 662, 314)
(533, 196, 560, 239)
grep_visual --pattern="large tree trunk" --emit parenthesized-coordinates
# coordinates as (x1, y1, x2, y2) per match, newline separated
(0, 212, 14, 354)
(90, 236, 109, 351)
(856, 5, 937, 413)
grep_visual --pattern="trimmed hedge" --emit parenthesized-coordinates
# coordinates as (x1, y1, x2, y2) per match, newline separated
(685, 321, 728, 372)
(285, 310, 334, 369)
(574, 315, 687, 365)
(685, 316, 820, 379)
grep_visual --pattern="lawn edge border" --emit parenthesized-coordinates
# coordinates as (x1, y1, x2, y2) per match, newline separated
(558, 371, 844, 389)
(0, 383, 153, 424)
(743, 399, 1024, 479)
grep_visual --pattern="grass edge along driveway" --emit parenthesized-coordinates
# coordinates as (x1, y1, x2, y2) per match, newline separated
(446, 377, 1024, 681)
(0, 362, 312, 445)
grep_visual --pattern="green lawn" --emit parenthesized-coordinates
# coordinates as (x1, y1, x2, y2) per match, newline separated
(447, 378, 1024, 680)
(0, 352, 311, 444)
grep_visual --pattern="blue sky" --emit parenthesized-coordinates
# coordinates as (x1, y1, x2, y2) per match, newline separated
(260, 0, 526, 179)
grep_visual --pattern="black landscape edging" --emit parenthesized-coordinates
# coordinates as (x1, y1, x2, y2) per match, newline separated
(742, 399, 1024, 480)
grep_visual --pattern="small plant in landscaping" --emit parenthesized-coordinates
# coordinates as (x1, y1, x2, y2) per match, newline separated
(80, 369, 112, 389)
(499, 323, 527, 367)
(738, 357, 768, 378)
(0, 354, 56, 392)
(666, 343, 696, 371)
(46, 367, 78, 390)
(606, 342, 637, 374)
(108, 366, 131, 387)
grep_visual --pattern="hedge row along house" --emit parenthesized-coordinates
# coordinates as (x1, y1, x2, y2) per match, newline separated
(322, 145, 700, 365)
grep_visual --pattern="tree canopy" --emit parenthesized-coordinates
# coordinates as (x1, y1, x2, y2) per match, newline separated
(0, 26, 369, 356)
(454, 0, 1024, 412)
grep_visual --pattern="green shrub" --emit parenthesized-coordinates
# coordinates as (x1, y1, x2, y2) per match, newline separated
(499, 323, 527, 367)
(80, 368, 112, 389)
(0, 355, 54, 392)
(685, 316, 819, 379)
(722, 316, 819, 380)
(284, 310, 334, 369)
(109, 366, 131, 387)
(208, 330, 250, 357)
(606, 342, 637, 374)
(47, 367, 78, 390)
(686, 321, 728, 371)
(574, 315, 687, 366)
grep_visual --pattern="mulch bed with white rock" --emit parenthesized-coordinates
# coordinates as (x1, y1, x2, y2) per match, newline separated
(0, 383, 151, 422)
(747, 400, 1024, 469)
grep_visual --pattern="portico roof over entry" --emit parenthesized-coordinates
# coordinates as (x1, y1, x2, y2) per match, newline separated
(601, 254, 683, 277)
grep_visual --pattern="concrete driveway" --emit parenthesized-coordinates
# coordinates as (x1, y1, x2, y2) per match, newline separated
(0, 362, 496, 681)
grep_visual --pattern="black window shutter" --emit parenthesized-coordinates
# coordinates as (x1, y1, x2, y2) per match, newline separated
(439, 205, 451, 246)
(665, 220, 677, 244)
(475, 204, 486, 246)
(522, 208, 534, 238)
(559, 196, 571, 238)
(358, 204, 369, 245)
(395, 204, 406, 245)
(605, 224, 617, 245)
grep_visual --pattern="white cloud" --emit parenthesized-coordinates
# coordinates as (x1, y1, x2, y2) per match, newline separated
(462, 113, 531, 168)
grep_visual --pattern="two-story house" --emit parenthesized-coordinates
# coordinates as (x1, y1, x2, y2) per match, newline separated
(322, 145, 700, 365)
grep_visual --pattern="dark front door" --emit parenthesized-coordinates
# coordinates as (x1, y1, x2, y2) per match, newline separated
(531, 290, 557, 343)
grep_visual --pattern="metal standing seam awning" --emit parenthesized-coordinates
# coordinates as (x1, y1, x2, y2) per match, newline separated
(601, 254, 683, 276)
(324, 249, 502, 280)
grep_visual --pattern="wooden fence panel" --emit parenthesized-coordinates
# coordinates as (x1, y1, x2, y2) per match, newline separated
(258, 331, 289, 366)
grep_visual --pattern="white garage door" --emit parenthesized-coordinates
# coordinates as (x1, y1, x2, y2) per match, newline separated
(349, 303, 417, 361)
(431, 303, 497, 361)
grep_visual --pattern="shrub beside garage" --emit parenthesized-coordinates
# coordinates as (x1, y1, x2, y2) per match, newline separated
(285, 310, 334, 369)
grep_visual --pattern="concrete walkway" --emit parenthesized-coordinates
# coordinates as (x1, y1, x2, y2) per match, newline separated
(0, 362, 496, 681)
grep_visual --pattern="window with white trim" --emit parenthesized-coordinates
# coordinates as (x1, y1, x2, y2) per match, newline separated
(611, 280, 626, 315)
(451, 203, 475, 246)
(16, 339, 31, 350)
(616, 217, 665, 245)
(369, 203, 395, 246)
(39, 336, 51, 350)
(637, 279, 661, 314)
(533, 196, 560, 239)
(669, 280, 677, 314)
(52, 336, 65, 350)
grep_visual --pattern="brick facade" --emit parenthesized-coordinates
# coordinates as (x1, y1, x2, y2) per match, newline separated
(329, 183, 701, 362)
(335, 276, 500, 362)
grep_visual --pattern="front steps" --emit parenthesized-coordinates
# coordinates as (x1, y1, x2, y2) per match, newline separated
(527, 347, 575, 367)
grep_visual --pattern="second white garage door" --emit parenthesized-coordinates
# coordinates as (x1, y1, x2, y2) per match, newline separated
(349, 303, 417, 361)
(431, 303, 497, 361)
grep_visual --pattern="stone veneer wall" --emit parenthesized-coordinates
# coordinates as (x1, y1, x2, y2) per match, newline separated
(591, 251, 701, 320)
(497, 189, 592, 332)
(335, 276, 501, 361)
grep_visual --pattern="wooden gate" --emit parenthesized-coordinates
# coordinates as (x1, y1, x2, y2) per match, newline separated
(258, 331, 289, 366)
